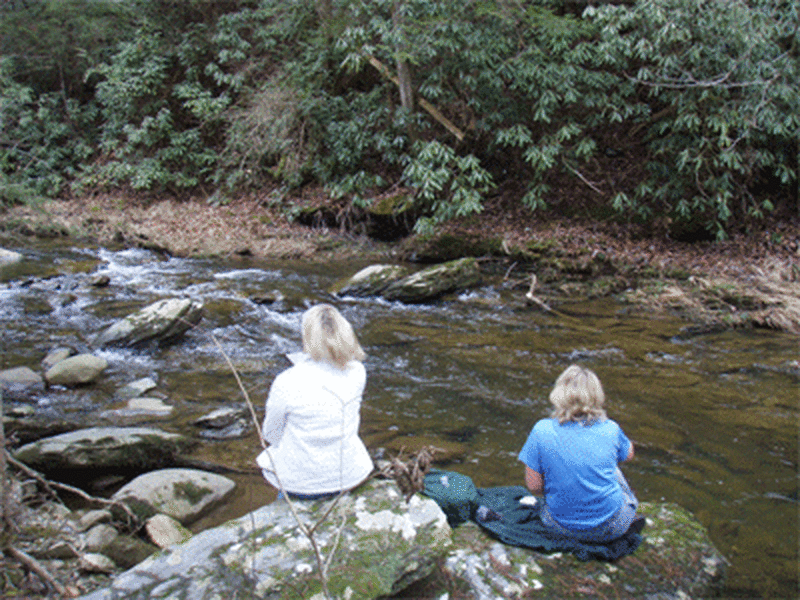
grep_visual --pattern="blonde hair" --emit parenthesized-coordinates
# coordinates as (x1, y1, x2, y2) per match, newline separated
(302, 304, 365, 369)
(549, 364, 607, 424)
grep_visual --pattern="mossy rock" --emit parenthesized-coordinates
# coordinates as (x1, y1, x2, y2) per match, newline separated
(383, 257, 483, 303)
(331, 264, 410, 298)
(442, 501, 727, 599)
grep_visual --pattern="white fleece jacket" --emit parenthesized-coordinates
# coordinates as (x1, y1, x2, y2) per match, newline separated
(256, 354, 373, 495)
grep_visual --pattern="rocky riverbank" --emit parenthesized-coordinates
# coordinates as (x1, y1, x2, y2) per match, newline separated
(2, 193, 798, 334)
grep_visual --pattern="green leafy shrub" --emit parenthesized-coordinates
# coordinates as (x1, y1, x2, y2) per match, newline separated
(590, 0, 799, 238)
(402, 140, 494, 233)
(0, 60, 96, 199)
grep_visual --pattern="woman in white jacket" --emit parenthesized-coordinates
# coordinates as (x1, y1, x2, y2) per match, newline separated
(256, 304, 374, 500)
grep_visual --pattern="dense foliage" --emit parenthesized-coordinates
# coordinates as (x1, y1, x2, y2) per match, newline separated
(1, 0, 797, 238)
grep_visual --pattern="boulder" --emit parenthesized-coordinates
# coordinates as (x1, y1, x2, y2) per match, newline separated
(93, 298, 203, 348)
(331, 264, 409, 298)
(333, 258, 483, 303)
(383, 257, 482, 303)
(77, 478, 451, 600)
(44, 354, 108, 386)
(12, 426, 195, 473)
(363, 192, 417, 241)
(111, 468, 236, 525)
(75, 479, 727, 600)
(443, 501, 727, 599)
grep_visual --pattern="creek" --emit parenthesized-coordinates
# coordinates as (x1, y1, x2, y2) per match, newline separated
(1, 240, 797, 599)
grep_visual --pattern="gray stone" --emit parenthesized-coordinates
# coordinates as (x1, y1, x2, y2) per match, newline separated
(115, 377, 158, 400)
(193, 406, 248, 429)
(442, 501, 727, 599)
(76, 509, 114, 532)
(78, 478, 451, 600)
(112, 468, 236, 525)
(125, 397, 173, 415)
(383, 257, 483, 303)
(12, 426, 195, 472)
(85, 524, 119, 553)
(145, 514, 193, 548)
(41, 347, 76, 372)
(79, 553, 117, 574)
(44, 354, 108, 386)
(331, 264, 409, 298)
(93, 297, 203, 348)
(102, 535, 159, 570)
(0, 366, 44, 396)
(193, 406, 250, 439)
(0, 247, 23, 265)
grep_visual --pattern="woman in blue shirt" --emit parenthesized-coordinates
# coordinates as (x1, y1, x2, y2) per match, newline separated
(518, 364, 638, 542)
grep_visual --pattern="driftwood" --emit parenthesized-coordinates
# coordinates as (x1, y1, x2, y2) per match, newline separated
(525, 274, 554, 312)
(366, 55, 466, 141)
(380, 446, 439, 502)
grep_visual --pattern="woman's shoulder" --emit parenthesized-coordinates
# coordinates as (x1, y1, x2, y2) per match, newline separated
(282, 356, 365, 380)
(533, 418, 558, 433)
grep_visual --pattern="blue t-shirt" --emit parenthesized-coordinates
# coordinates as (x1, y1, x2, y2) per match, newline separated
(518, 418, 632, 530)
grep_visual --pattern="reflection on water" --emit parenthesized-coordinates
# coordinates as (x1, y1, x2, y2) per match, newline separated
(1, 241, 797, 598)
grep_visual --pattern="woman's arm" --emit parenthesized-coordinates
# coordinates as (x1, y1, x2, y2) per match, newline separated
(262, 376, 290, 446)
(624, 441, 635, 461)
(524, 466, 545, 495)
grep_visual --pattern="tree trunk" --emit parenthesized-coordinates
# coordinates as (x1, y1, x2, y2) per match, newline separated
(393, 2, 414, 112)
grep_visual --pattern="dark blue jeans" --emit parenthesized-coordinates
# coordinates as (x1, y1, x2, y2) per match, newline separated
(277, 490, 341, 501)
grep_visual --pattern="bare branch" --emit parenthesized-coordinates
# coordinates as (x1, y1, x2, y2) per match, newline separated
(7, 546, 79, 598)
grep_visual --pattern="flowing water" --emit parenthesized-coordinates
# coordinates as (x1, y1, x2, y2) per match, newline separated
(1, 240, 797, 598)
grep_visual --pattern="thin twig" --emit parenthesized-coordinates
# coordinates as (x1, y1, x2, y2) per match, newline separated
(562, 159, 603, 195)
(7, 546, 79, 598)
(211, 334, 333, 599)
(503, 261, 518, 281)
(4, 452, 139, 526)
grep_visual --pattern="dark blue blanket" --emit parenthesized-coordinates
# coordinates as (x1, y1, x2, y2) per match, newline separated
(421, 469, 643, 562)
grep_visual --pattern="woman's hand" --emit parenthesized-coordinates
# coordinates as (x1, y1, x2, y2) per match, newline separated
(525, 466, 544, 495)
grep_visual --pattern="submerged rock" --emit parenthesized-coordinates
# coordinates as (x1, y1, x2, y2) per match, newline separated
(115, 377, 158, 400)
(93, 297, 203, 347)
